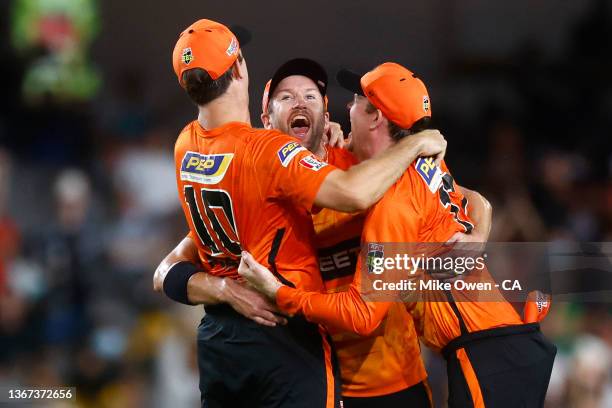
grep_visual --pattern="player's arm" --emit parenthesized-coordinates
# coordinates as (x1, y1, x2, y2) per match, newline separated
(238, 251, 389, 336)
(238, 198, 416, 335)
(449, 186, 492, 243)
(314, 129, 446, 212)
(253, 129, 444, 214)
(153, 235, 287, 326)
(153, 235, 200, 294)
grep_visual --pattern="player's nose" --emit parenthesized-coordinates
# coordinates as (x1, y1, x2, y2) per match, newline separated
(292, 94, 307, 108)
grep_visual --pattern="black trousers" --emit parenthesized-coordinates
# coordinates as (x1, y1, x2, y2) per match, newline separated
(443, 323, 557, 408)
(342, 381, 432, 408)
(197, 304, 342, 408)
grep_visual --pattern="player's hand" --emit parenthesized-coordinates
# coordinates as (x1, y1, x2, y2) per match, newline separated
(426, 233, 487, 280)
(221, 276, 287, 327)
(413, 129, 447, 166)
(445, 231, 487, 254)
(323, 122, 349, 149)
(445, 232, 487, 274)
(238, 251, 283, 301)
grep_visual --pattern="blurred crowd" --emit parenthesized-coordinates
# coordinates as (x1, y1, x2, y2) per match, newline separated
(0, 1, 611, 407)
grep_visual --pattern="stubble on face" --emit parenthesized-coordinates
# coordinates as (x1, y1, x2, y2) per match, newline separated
(268, 76, 327, 153)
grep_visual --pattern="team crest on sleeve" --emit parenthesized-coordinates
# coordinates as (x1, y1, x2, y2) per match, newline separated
(277, 141, 306, 167)
(415, 157, 443, 193)
(180, 152, 233, 184)
(299, 155, 327, 171)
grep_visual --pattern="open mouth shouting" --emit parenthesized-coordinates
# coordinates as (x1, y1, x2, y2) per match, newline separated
(289, 113, 312, 140)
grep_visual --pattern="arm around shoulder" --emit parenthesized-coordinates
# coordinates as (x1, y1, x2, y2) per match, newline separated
(314, 129, 447, 212)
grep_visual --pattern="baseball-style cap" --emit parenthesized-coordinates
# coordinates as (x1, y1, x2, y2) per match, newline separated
(261, 79, 330, 115)
(172, 19, 250, 86)
(262, 58, 329, 114)
(337, 62, 431, 129)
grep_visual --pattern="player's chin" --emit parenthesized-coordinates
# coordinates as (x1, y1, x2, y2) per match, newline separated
(289, 129, 311, 145)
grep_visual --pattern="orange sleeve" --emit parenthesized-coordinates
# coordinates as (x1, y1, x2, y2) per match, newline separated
(418, 159, 474, 238)
(276, 278, 390, 336)
(250, 132, 337, 211)
(276, 194, 420, 335)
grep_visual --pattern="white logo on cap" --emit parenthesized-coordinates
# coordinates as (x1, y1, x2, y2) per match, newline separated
(226, 37, 238, 56)
(423, 95, 430, 112)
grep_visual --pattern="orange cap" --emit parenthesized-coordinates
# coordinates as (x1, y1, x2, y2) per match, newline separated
(172, 19, 240, 86)
(337, 62, 431, 129)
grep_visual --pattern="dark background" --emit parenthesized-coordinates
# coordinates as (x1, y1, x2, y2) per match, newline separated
(0, 1, 611, 407)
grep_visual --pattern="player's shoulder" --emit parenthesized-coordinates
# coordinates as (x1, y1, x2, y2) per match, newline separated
(246, 128, 308, 165)
(362, 186, 412, 241)
(326, 146, 357, 169)
(174, 121, 199, 156)
(407, 157, 446, 196)
(372, 157, 444, 215)
(175, 120, 196, 142)
(205, 122, 264, 147)
(368, 177, 409, 220)
(247, 127, 297, 146)
(363, 164, 430, 238)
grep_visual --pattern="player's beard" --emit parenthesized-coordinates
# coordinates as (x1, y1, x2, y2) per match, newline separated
(303, 113, 325, 152)
(273, 111, 325, 152)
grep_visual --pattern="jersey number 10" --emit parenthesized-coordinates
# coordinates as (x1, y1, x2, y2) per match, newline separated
(184, 185, 241, 257)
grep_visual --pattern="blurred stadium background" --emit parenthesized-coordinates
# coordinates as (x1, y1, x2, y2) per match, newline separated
(0, 0, 611, 407)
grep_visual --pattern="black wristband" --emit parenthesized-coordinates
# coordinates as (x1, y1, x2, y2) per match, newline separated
(163, 261, 200, 305)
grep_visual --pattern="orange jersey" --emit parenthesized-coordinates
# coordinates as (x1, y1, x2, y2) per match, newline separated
(314, 146, 361, 292)
(174, 121, 336, 291)
(277, 158, 522, 350)
(313, 147, 427, 397)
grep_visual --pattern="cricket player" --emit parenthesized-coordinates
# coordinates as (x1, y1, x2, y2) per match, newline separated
(157, 56, 492, 407)
(238, 62, 557, 408)
(258, 58, 490, 407)
(157, 19, 447, 408)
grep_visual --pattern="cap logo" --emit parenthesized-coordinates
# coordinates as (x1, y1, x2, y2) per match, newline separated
(423, 95, 430, 112)
(182, 48, 193, 65)
(226, 37, 238, 56)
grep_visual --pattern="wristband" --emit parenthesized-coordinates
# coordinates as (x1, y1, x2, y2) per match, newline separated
(162, 261, 200, 305)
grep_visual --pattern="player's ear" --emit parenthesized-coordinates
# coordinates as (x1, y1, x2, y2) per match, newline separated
(231, 53, 246, 80)
(369, 108, 385, 131)
(261, 112, 272, 129)
(323, 111, 330, 134)
(231, 61, 243, 80)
